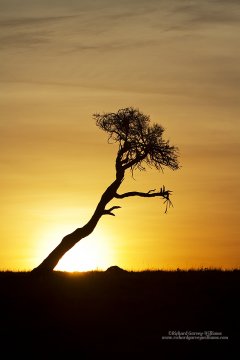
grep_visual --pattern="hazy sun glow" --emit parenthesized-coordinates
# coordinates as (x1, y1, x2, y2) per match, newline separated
(54, 229, 115, 272)
(29, 207, 117, 272)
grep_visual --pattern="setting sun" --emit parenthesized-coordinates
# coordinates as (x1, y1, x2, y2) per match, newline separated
(55, 229, 115, 272)
(28, 206, 117, 273)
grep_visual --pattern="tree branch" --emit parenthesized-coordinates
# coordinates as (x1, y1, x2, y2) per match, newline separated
(122, 152, 147, 171)
(115, 186, 173, 213)
(103, 206, 121, 216)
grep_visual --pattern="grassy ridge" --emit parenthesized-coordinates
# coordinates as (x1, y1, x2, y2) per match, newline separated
(0, 269, 239, 357)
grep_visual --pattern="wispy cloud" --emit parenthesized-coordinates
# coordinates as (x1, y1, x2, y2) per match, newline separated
(0, 0, 239, 106)
(0, 14, 78, 27)
(0, 31, 50, 49)
(173, 1, 240, 25)
(1, 0, 239, 50)
(0, 14, 79, 50)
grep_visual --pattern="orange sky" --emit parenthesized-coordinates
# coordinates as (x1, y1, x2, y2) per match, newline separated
(1, 0, 240, 271)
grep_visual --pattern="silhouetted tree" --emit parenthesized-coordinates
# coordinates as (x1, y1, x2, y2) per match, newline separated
(32, 107, 180, 273)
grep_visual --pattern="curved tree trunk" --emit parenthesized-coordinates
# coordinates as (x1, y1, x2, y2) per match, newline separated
(31, 121, 174, 275)
(31, 173, 124, 274)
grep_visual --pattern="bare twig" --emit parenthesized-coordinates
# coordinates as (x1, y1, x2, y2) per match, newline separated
(115, 185, 173, 213)
(103, 206, 121, 216)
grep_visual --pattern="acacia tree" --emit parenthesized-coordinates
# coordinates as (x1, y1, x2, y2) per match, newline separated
(32, 107, 179, 273)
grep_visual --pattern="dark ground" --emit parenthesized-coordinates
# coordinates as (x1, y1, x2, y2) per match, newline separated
(0, 269, 239, 358)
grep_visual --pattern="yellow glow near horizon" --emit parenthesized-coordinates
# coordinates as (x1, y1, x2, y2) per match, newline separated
(34, 223, 116, 272)
(55, 236, 113, 272)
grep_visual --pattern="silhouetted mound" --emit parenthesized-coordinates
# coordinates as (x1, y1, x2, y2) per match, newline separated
(105, 265, 127, 273)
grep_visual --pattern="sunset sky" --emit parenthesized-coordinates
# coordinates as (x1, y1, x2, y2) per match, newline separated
(1, 0, 240, 271)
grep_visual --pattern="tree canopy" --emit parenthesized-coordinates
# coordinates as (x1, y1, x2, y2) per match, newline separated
(94, 107, 179, 174)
